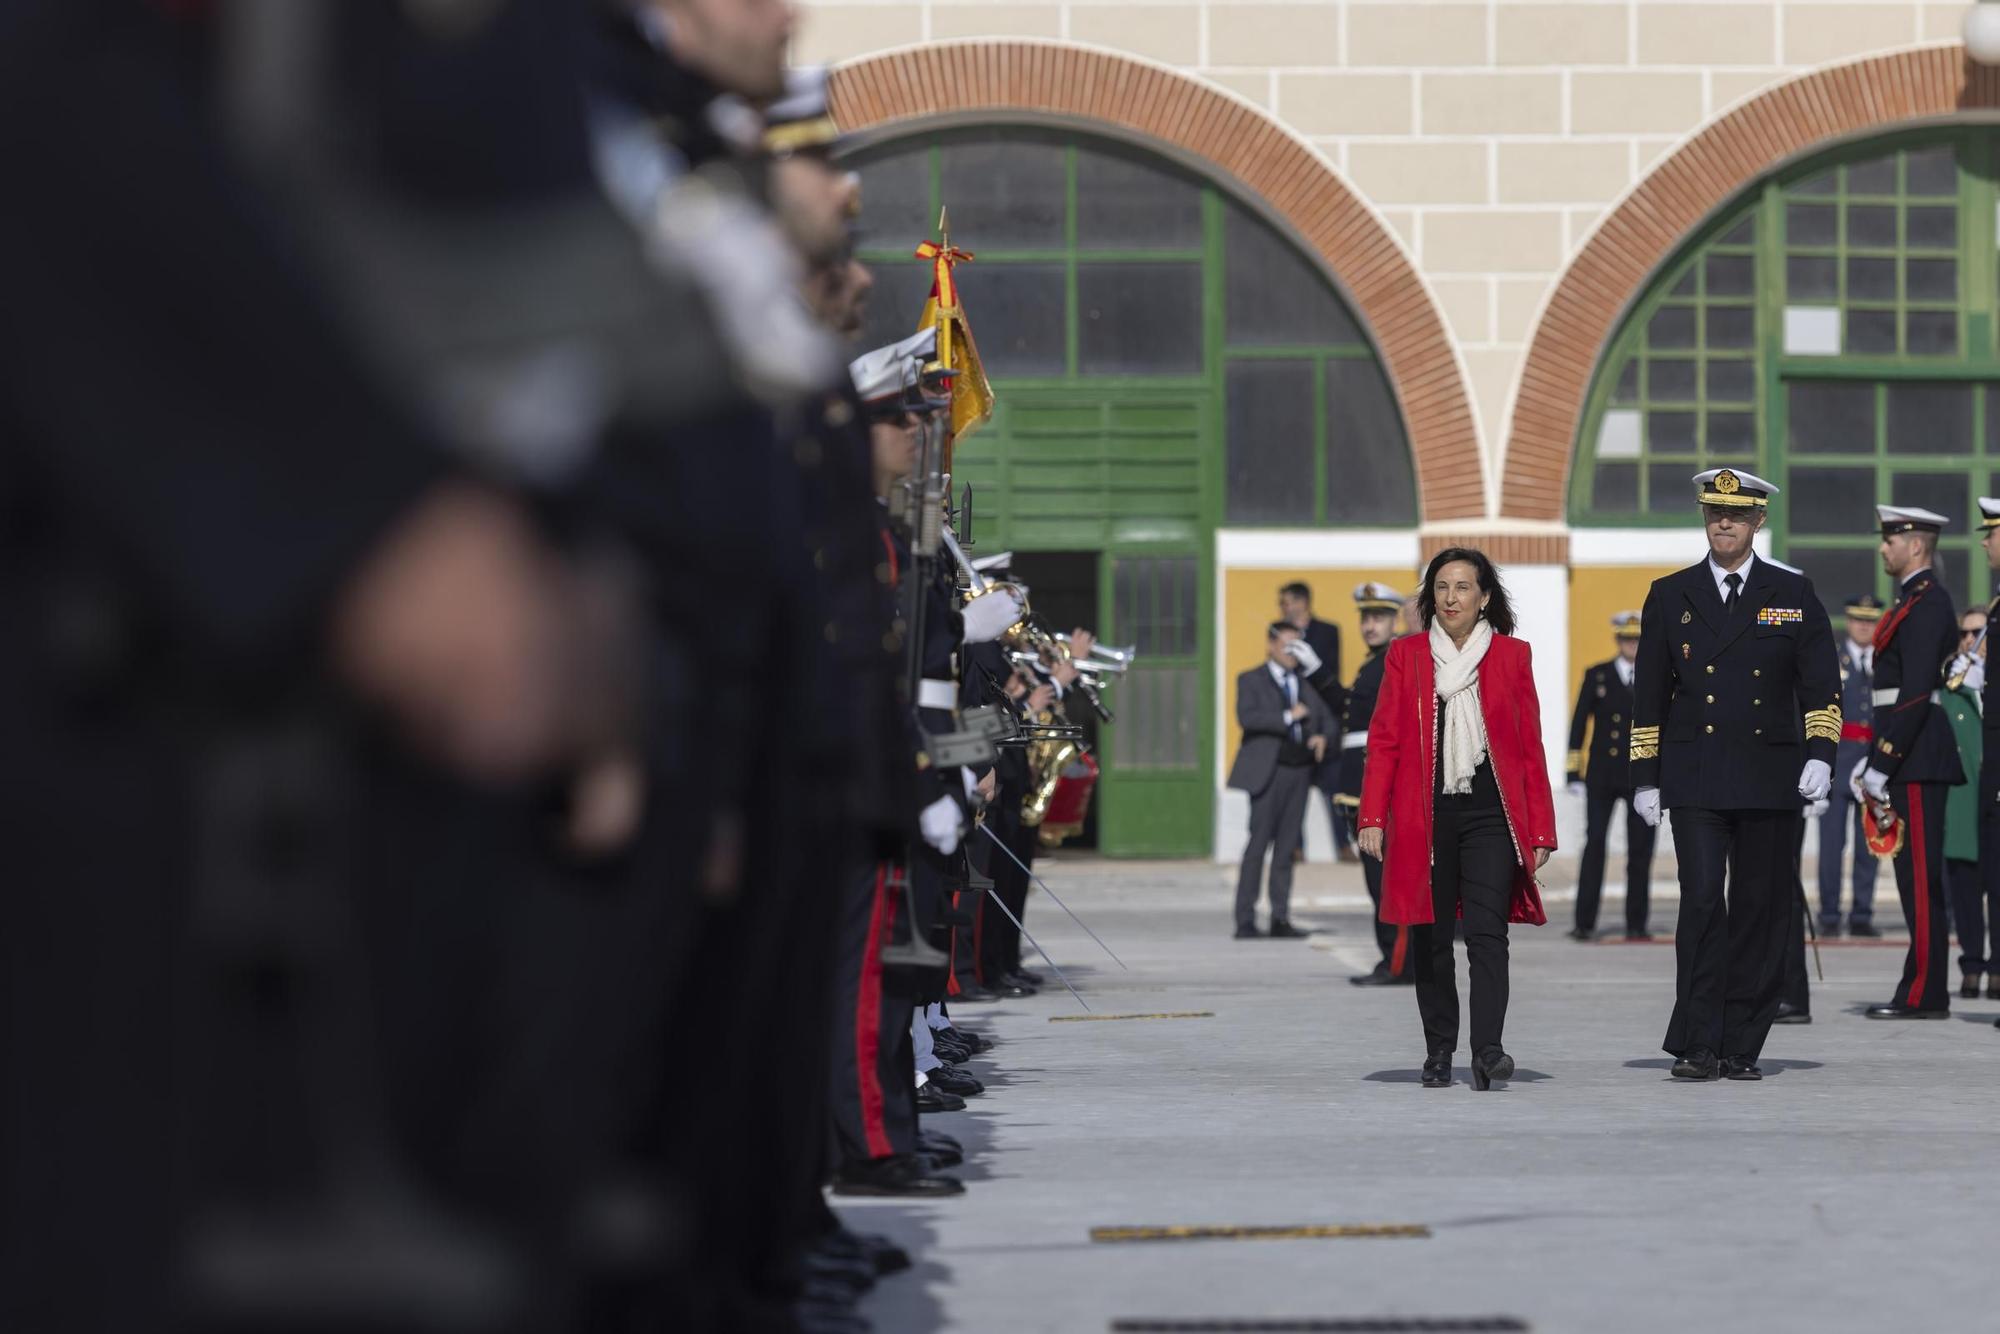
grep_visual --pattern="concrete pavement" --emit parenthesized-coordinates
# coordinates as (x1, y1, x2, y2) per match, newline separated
(850, 854, 2000, 1334)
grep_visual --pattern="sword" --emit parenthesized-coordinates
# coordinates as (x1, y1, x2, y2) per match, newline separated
(1799, 880, 1823, 982)
(979, 822, 1128, 971)
(974, 878, 1090, 1013)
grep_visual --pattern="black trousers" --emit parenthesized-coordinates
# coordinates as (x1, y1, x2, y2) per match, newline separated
(1235, 763, 1311, 927)
(1412, 802, 1514, 1055)
(1663, 806, 1796, 1061)
(1971, 802, 2000, 974)
(1575, 785, 1658, 934)
(1888, 781, 1950, 1011)
(980, 813, 1035, 981)
(828, 864, 918, 1166)
(1345, 807, 1408, 974)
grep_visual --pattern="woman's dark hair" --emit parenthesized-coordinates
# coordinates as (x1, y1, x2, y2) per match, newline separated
(1417, 546, 1517, 636)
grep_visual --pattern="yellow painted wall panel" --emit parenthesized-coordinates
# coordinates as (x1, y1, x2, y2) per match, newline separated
(1566, 565, 1676, 778)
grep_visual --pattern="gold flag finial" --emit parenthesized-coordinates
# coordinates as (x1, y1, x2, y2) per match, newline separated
(939, 205, 950, 248)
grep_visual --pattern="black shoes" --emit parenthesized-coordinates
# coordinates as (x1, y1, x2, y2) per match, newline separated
(931, 1033, 971, 1064)
(917, 1128, 962, 1166)
(1773, 1000, 1811, 1025)
(1233, 922, 1262, 940)
(1013, 967, 1043, 986)
(1990, 975, 2000, 1000)
(1625, 930, 1654, 942)
(1470, 1047, 1513, 1091)
(1724, 1054, 1762, 1081)
(1864, 1002, 1948, 1019)
(1268, 919, 1311, 939)
(939, 1025, 992, 1055)
(952, 985, 1001, 1004)
(1672, 1047, 1720, 1080)
(1350, 963, 1411, 987)
(998, 971, 1041, 995)
(1421, 1051, 1452, 1088)
(1963, 969, 1983, 1000)
(925, 1063, 984, 1097)
(990, 978, 1038, 998)
(1566, 926, 1594, 942)
(915, 1083, 965, 1114)
(1847, 921, 1881, 939)
(1819, 919, 1843, 939)
(831, 1154, 965, 1198)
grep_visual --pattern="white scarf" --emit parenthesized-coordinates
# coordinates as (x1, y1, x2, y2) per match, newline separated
(1430, 618, 1494, 795)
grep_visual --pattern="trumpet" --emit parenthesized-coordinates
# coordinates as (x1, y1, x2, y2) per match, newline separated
(1009, 650, 1126, 678)
(1056, 634, 1137, 667)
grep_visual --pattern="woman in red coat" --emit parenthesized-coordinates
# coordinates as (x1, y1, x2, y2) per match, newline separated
(1356, 548, 1557, 1090)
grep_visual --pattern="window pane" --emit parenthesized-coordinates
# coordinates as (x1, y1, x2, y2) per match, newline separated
(1906, 310, 1958, 357)
(1847, 204, 1897, 248)
(1223, 202, 1361, 346)
(1905, 144, 1958, 195)
(1889, 470, 1969, 525)
(937, 132, 1067, 249)
(1649, 359, 1697, 401)
(1933, 548, 1971, 602)
(1707, 410, 1755, 453)
(1906, 257, 1957, 302)
(1325, 359, 1416, 523)
(1792, 167, 1837, 196)
(1787, 255, 1839, 300)
(1707, 360, 1756, 402)
(1788, 545, 1880, 606)
(1886, 383, 1973, 454)
(1846, 256, 1897, 301)
(1846, 153, 1897, 194)
(1074, 143, 1203, 250)
(1706, 307, 1755, 350)
(954, 262, 1068, 376)
(1225, 359, 1316, 523)
(1648, 306, 1697, 349)
(1789, 466, 1876, 535)
(1787, 202, 1837, 246)
(852, 145, 932, 252)
(1985, 388, 2000, 455)
(1789, 382, 1875, 453)
(1077, 262, 1203, 374)
(1648, 410, 1697, 451)
(1594, 462, 1639, 512)
(1705, 253, 1755, 297)
(1847, 309, 1898, 354)
(1907, 205, 1958, 248)
(1611, 359, 1640, 406)
(1720, 215, 1756, 246)
(857, 260, 944, 356)
(1669, 269, 1697, 298)
(1647, 462, 1689, 510)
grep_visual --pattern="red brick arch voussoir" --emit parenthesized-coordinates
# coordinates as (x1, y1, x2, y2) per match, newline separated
(1503, 43, 2000, 522)
(828, 40, 1483, 523)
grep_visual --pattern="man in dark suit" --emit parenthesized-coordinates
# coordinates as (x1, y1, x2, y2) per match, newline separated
(1280, 581, 1350, 861)
(1630, 469, 1841, 1081)
(1565, 611, 1658, 940)
(1229, 622, 1336, 939)
(1857, 505, 1965, 1019)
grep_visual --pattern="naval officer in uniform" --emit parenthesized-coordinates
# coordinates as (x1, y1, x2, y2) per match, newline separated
(1630, 469, 1841, 1081)
(1856, 505, 1965, 1019)
(1336, 583, 1412, 985)
(1565, 611, 1658, 940)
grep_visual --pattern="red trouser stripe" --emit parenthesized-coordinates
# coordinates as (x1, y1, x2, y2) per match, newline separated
(1389, 925, 1409, 976)
(945, 890, 962, 996)
(856, 865, 894, 1158)
(1906, 786, 1932, 1010)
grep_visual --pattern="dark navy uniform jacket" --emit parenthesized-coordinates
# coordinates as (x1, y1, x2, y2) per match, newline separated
(1630, 555, 1841, 810)
(1566, 658, 1637, 793)
(1334, 645, 1386, 812)
(1867, 568, 1965, 788)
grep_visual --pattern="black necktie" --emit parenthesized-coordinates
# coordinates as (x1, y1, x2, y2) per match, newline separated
(1724, 571, 1741, 613)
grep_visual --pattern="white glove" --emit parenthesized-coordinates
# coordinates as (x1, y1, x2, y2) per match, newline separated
(1633, 786, 1662, 828)
(1964, 658, 1986, 693)
(1849, 756, 1871, 800)
(1804, 797, 1830, 820)
(1861, 767, 1891, 803)
(1567, 781, 1587, 800)
(1287, 640, 1322, 676)
(919, 794, 963, 855)
(959, 586, 1023, 643)
(1796, 758, 1831, 803)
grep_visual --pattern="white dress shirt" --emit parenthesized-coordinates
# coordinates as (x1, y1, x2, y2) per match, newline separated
(1614, 655, 1635, 688)
(1706, 553, 1756, 604)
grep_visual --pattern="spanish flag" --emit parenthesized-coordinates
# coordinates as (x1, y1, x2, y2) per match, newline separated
(915, 208, 995, 452)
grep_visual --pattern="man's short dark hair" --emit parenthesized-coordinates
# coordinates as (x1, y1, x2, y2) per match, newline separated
(1267, 621, 1298, 639)
(1279, 582, 1312, 604)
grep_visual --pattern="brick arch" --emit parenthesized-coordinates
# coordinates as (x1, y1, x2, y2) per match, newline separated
(827, 41, 1482, 523)
(1505, 43, 2000, 522)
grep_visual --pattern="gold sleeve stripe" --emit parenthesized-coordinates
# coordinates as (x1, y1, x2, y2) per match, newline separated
(1805, 704, 1843, 743)
(1629, 742, 1660, 760)
(1629, 726, 1661, 744)
(1566, 750, 1584, 769)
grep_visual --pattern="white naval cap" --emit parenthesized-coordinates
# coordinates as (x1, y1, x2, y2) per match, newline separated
(1693, 467, 1777, 508)
(1978, 497, 2000, 533)
(1876, 504, 1950, 536)
(1352, 581, 1403, 612)
(848, 327, 939, 413)
(1612, 610, 1642, 639)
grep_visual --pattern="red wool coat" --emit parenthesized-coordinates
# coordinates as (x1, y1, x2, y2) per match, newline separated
(1356, 632, 1557, 927)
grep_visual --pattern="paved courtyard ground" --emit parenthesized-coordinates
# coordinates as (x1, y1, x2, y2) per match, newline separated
(850, 853, 2000, 1334)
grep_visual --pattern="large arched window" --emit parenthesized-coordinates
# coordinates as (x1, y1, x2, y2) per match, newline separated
(1572, 128, 2000, 603)
(845, 126, 1419, 530)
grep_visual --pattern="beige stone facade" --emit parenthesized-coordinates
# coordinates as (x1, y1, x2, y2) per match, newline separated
(800, 0, 1968, 510)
